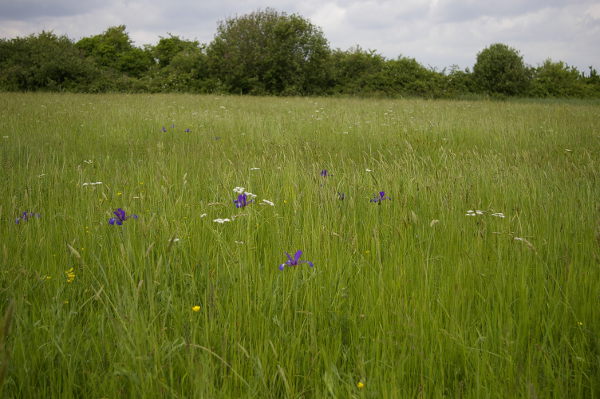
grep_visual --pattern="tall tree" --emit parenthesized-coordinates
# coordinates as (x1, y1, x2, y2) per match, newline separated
(473, 43, 530, 96)
(76, 25, 152, 78)
(0, 32, 98, 91)
(207, 9, 331, 95)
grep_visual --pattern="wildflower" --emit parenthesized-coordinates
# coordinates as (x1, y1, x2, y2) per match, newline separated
(491, 212, 505, 218)
(370, 191, 390, 204)
(108, 208, 138, 225)
(200, 213, 207, 218)
(261, 199, 275, 206)
(192, 305, 201, 312)
(250, 167, 260, 171)
(234, 193, 253, 208)
(161, 126, 167, 133)
(233, 187, 245, 194)
(320, 169, 329, 177)
(279, 250, 314, 271)
(15, 211, 41, 224)
(184, 128, 191, 133)
(365, 168, 373, 172)
(213, 218, 231, 224)
(65, 268, 75, 283)
(357, 381, 365, 389)
(82, 181, 103, 186)
(466, 210, 484, 216)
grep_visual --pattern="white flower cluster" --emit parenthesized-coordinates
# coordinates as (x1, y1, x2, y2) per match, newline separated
(82, 181, 103, 186)
(466, 210, 505, 218)
(466, 210, 484, 216)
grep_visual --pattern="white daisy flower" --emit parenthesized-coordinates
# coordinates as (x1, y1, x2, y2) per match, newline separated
(213, 218, 231, 224)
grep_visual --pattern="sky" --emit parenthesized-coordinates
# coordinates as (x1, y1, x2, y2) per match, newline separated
(1, 0, 599, 72)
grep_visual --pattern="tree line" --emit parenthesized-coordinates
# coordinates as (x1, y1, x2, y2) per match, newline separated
(1, 9, 599, 98)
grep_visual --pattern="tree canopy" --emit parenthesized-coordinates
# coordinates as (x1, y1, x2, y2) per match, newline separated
(0, 10, 599, 98)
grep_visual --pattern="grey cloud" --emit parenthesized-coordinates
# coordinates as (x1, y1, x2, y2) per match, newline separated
(431, 0, 591, 23)
(0, 0, 108, 20)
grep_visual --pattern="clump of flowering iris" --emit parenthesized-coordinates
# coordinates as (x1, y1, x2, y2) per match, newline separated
(15, 211, 41, 224)
(234, 193, 254, 208)
(279, 250, 314, 271)
(370, 191, 390, 204)
(108, 208, 138, 225)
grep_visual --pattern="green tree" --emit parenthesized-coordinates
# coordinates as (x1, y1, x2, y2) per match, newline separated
(383, 57, 445, 97)
(0, 31, 98, 91)
(473, 43, 530, 96)
(76, 25, 152, 78)
(530, 59, 586, 97)
(152, 34, 203, 68)
(146, 35, 209, 92)
(330, 47, 386, 94)
(207, 9, 331, 95)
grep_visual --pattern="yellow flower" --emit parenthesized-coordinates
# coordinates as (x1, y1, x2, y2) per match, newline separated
(117, 192, 122, 196)
(65, 268, 75, 283)
(357, 381, 365, 389)
(192, 305, 201, 312)
(577, 321, 583, 326)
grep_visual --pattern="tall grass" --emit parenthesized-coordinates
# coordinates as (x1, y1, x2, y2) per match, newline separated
(1, 93, 598, 398)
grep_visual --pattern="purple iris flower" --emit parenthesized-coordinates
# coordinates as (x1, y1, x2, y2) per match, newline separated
(161, 126, 167, 133)
(108, 208, 138, 225)
(320, 169, 329, 177)
(370, 191, 390, 204)
(184, 128, 191, 133)
(279, 250, 314, 271)
(234, 193, 253, 208)
(15, 211, 41, 224)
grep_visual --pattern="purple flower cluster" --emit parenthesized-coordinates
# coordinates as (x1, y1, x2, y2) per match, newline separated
(161, 124, 191, 133)
(108, 208, 138, 225)
(370, 191, 390, 204)
(15, 211, 40, 224)
(234, 193, 253, 208)
(279, 250, 314, 271)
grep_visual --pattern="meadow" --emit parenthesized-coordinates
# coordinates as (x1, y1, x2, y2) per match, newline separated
(0, 93, 598, 398)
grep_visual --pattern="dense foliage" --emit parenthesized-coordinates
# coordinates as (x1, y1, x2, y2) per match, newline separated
(1, 9, 599, 98)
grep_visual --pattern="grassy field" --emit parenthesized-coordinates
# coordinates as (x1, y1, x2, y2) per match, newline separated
(0, 93, 599, 398)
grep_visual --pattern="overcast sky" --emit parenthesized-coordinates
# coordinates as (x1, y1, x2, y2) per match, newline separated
(1, 0, 599, 72)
